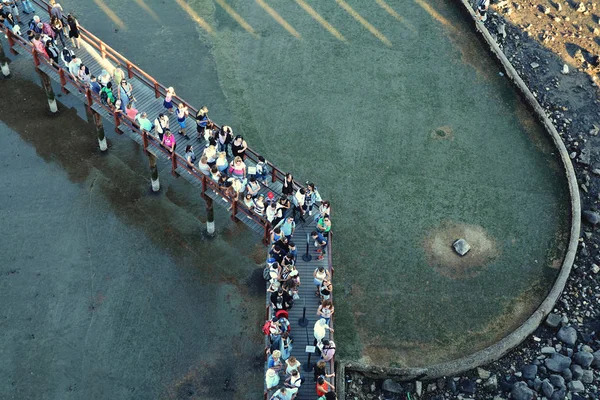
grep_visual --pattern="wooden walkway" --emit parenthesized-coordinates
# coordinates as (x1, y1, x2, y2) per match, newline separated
(2, 1, 336, 399)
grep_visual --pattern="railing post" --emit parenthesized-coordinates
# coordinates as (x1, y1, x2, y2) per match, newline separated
(37, 69, 58, 113)
(6, 29, 17, 55)
(92, 109, 108, 151)
(113, 112, 122, 134)
(263, 222, 271, 246)
(231, 200, 238, 222)
(153, 81, 160, 98)
(171, 152, 178, 177)
(201, 174, 207, 195)
(100, 43, 106, 59)
(32, 49, 40, 67)
(142, 130, 148, 152)
(58, 69, 68, 94)
(85, 88, 93, 106)
(0, 38, 10, 77)
(271, 167, 277, 183)
(205, 196, 215, 236)
(126, 62, 133, 78)
(148, 152, 160, 192)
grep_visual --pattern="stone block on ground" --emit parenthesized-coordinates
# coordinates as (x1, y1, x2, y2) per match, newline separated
(453, 238, 471, 256)
(546, 353, 572, 373)
(557, 326, 578, 346)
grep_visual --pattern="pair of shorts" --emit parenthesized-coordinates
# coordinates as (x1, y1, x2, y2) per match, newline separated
(163, 100, 173, 109)
(178, 120, 186, 129)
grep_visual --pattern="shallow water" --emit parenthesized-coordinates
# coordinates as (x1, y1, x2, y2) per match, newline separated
(0, 1, 570, 397)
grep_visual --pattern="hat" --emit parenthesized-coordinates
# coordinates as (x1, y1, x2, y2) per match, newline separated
(267, 192, 275, 200)
(289, 270, 298, 277)
(266, 369, 277, 377)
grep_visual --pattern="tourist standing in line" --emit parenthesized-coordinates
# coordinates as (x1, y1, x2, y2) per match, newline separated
(217, 125, 233, 153)
(5, 0, 21, 23)
(89, 75, 101, 94)
(285, 356, 301, 376)
(161, 129, 176, 156)
(216, 151, 228, 176)
(317, 300, 334, 325)
(66, 14, 80, 49)
(293, 188, 306, 223)
(284, 369, 302, 398)
(135, 112, 153, 133)
(269, 387, 290, 400)
(97, 69, 111, 87)
(313, 318, 334, 345)
(265, 368, 280, 391)
(176, 102, 189, 136)
(118, 78, 134, 112)
(231, 135, 247, 159)
(195, 106, 208, 140)
(255, 155, 269, 183)
(197, 156, 211, 176)
(184, 145, 196, 168)
(318, 339, 336, 362)
(313, 360, 335, 382)
(280, 216, 295, 241)
(316, 214, 332, 237)
(246, 176, 261, 196)
(21, 0, 35, 14)
(163, 86, 175, 113)
(45, 39, 59, 64)
(153, 113, 169, 142)
(229, 156, 246, 182)
(125, 102, 138, 120)
(313, 266, 330, 296)
(113, 67, 124, 88)
(253, 193, 266, 217)
(50, 0, 63, 20)
(311, 230, 328, 260)
(282, 173, 294, 197)
(316, 375, 335, 397)
(50, 16, 65, 46)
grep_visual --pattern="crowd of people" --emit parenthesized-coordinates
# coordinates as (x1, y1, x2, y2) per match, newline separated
(1, 3, 338, 398)
(263, 194, 336, 400)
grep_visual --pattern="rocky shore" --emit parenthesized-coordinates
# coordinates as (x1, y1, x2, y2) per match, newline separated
(346, 0, 600, 399)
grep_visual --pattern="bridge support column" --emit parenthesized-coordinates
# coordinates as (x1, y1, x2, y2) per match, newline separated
(148, 152, 160, 192)
(38, 70, 58, 113)
(205, 197, 215, 236)
(91, 109, 108, 151)
(0, 39, 10, 77)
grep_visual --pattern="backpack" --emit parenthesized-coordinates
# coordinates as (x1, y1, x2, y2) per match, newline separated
(262, 320, 272, 335)
(100, 89, 109, 106)
(62, 48, 74, 63)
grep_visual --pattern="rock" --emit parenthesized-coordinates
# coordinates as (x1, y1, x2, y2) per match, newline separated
(581, 369, 594, 383)
(426, 383, 436, 393)
(542, 379, 555, 398)
(574, 351, 594, 368)
(577, 2, 586, 12)
(570, 152, 577, 159)
(557, 326, 578, 346)
(563, 367, 573, 382)
(484, 375, 498, 392)
(531, 62, 540, 69)
(562, 64, 569, 74)
(453, 239, 470, 256)
(371, 382, 376, 392)
(592, 264, 600, 274)
(382, 379, 403, 394)
(416, 380, 422, 396)
(583, 211, 600, 225)
(512, 381, 534, 400)
(543, 346, 557, 354)
(592, 350, 600, 368)
(478, 367, 491, 379)
(436, 378, 445, 391)
(593, 168, 600, 176)
(571, 364, 584, 380)
(579, 147, 591, 165)
(523, 365, 538, 380)
(533, 377, 542, 392)
(568, 380, 585, 392)
(447, 377, 457, 393)
(546, 353, 572, 373)
(546, 313, 563, 328)
(459, 378, 476, 394)
(498, 23, 507, 39)
(551, 388, 566, 400)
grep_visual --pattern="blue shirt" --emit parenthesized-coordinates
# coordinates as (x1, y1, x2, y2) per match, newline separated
(281, 220, 295, 236)
(314, 232, 327, 246)
(90, 81, 101, 94)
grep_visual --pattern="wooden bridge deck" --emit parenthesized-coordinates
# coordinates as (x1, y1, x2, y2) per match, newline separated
(2, 2, 336, 398)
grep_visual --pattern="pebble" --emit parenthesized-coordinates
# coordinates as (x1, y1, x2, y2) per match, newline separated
(546, 353, 572, 372)
(382, 379, 403, 394)
(557, 326, 578, 346)
(546, 313, 563, 328)
(512, 381, 534, 400)
(574, 351, 595, 368)
(542, 380, 555, 398)
(522, 365, 538, 380)
(478, 368, 491, 380)
(542, 346, 557, 354)
(569, 380, 585, 393)
(583, 211, 600, 225)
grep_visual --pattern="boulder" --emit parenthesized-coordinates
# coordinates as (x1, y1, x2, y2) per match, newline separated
(581, 369, 594, 384)
(453, 239, 471, 256)
(382, 379, 403, 394)
(522, 364, 538, 380)
(550, 374, 566, 390)
(592, 350, 600, 368)
(557, 326, 578, 346)
(511, 381, 534, 400)
(551, 388, 566, 400)
(542, 379, 555, 398)
(571, 364, 583, 380)
(546, 353, 572, 373)
(568, 380, 585, 393)
(573, 351, 594, 368)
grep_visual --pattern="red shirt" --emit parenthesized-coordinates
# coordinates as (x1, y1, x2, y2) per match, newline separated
(316, 381, 330, 396)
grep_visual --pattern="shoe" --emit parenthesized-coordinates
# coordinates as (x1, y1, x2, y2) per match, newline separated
(317, 255, 324, 261)
(309, 210, 313, 216)
(316, 249, 322, 253)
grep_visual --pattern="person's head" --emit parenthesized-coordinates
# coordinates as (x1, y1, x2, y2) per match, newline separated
(277, 287, 283, 295)
(234, 134, 243, 143)
(164, 128, 171, 136)
(280, 236, 288, 244)
(90, 75, 97, 82)
(287, 216, 294, 224)
(233, 156, 242, 164)
(218, 151, 226, 159)
(178, 102, 185, 109)
(210, 165, 218, 174)
(311, 231, 318, 238)
(200, 105, 208, 115)
(270, 202, 277, 209)
(288, 356, 297, 365)
(316, 360, 326, 370)
(167, 86, 174, 93)
(273, 246, 281, 254)
(323, 215, 331, 224)
(272, 350, 281, 359)
(140, 112, 147, 119)
(279, 388, 287, 394)
(291, 369, 299, 377)
(286, 173, 292, 181)
(259, 155, 265, 163)
(274, 227, 281, 235)
(106, 82, 112, 89)
(34, 33, 40, 40)
(185, 145, 192, 153)
(223, 125, 231, 134)
(266, 368, 277, 378)
(322, 299, 332, 308)
(308, 182, 315, 190)
(245, 193, 252, 201)
(249, 176, 256, 183)
(114, 99, 121, 109)
(67, 14, 73, 22)
(288, 241, 295, 249)
(258, 194, 265, 201)
(126, 102, 132, 110)
(322, 200, 330, 208)
(33, 15, 40, 23)
(322, 339, 330, 347)
(317, 376, 325, 384)
(200, 155, 208, 165)
(299, 188, 306, 195)
(317, 266, 325, 273)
